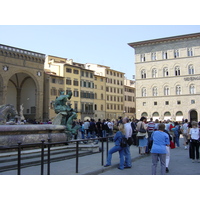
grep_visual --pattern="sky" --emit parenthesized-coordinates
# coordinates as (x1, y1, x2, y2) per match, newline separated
(1, 25, 200, 79)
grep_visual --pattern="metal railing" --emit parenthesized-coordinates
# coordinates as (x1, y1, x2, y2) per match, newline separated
(0, 136, 112, 175)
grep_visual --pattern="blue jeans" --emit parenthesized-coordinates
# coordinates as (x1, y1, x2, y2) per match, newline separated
(102, 130, 107, 138)
(106, 145, 124, 169)
(89, 131, 96, 138)
(124, 145, 132, 167)
(174, 133, 180, 147)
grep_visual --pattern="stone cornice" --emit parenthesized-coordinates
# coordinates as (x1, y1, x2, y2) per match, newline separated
(0, 44, 45, 63)
(128, 32, 200, 48)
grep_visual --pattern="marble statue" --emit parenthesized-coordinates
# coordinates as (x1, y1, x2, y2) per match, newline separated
(20, 104, 25, 121)
(0, 104, 18, 124)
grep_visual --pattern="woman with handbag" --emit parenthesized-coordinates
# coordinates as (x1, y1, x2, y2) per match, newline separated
(136, 116, 148, 155)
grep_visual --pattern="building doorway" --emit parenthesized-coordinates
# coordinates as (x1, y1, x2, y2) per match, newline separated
(190, 110, 198, 122)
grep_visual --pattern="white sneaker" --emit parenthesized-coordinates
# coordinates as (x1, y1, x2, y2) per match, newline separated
(192, 159, 195, 163)
(184, 146, 188, 150)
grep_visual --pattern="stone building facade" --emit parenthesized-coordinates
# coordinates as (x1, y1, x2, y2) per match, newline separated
(0, 44, 45, 121)
(128, 32, 200, 122)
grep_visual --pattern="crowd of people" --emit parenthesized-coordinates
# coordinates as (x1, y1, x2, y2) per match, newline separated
(73, 117, 200, 175)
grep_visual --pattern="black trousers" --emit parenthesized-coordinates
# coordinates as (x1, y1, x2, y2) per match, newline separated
(191, 140, 199, 160)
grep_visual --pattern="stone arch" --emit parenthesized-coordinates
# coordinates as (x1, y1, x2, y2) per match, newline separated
(4, 69, 42, 121)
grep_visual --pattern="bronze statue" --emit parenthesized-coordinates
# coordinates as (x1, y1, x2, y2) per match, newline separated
(53, 91, 80, 139)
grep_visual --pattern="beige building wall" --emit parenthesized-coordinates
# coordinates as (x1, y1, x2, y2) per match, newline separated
(128, 33, 200, 122)
(86, 63, 125, 120)
(94, 74, 106, 120)
(124, 78, 135, 119)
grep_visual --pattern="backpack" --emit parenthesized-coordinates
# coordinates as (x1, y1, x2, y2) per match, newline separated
(120, 136, 127, 148)
(127, 137, 134, 146)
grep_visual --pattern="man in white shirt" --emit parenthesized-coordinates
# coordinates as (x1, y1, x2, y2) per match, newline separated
(123, 117, 132, 168)
(84, 119, 90, 138)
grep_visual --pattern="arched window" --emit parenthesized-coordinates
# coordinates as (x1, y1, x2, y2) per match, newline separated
(152, 86, 158, 96)
(163, 67, 169, 77)
(152, 112, 159, 116)
(188, 65, 194, 75)
(164, 86, 170, 96)
(190, 84, 195, 94)
(141, 69, 146, 79)
(175, 66, 180, 76)
(176, 85, 181, 95)
(176, 111, 183, 116)
(142, 87, 147, 97)
(152, 68, 157, 78)
(164, 112, 171, 116)
(141, 112, 148, 117)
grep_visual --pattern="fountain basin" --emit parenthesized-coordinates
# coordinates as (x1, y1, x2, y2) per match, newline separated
(0, 124, 67, 146)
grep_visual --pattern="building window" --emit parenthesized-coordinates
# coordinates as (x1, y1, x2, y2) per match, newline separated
(52, 78, 56, 83)
(191, 100, 195, 104)
(165, 101, 169, 105)
(66, 68, 72, 73)
(176, 85, 181, 95)
(73, 79, 79, 86)
(174, 49, 179, 58)
(74, 90, 79, 97)
(74, 102, 78, 111)
(141, 69, 146, 79)
(175, 66, 180, 76)
(177, 101, 181, 105)
(164, 86, 170, 96)
(163, 67, 169, 77)
(163, 51, 168, 59)
(66, 78, 72, 85)
(152, 68, 157, 78)
(141, 54, 145, 62)
(73, 69, 79, 74)
(151, 52, 156, 61)
(152, 87, 158, 96)
(188, 65, 194, 75)
(190, 84, 195, 94)
(188, 48, 193, 57)
(143, 102, 146, 106)
(154, 102, 157, 105)
(142, 87, 147, 97)
(81, 71, 84, 76)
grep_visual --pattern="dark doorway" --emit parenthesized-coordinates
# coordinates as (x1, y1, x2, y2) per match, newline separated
(190, 110, 198, 122)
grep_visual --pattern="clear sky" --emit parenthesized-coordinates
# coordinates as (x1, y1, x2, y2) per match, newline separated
(1, 25, 200, 79)
(1, 1, 200, 80)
